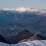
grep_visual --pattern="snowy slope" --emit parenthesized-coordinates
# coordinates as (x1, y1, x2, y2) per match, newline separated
(0, 40, 46, 46)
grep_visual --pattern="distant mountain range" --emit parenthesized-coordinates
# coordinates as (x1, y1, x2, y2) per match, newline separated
(2, 7, 46, 14)
(0, 7, 46, 40)
(0, 30, 46, 44)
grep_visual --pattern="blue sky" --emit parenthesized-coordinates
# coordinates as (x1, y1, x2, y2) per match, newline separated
(0, 0, 46, 10)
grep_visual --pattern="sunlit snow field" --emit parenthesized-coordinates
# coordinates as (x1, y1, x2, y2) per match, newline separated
(0, 40, 46, 46)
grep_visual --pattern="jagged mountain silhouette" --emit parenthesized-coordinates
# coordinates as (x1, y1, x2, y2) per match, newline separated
(10, 30, 46, 44)
(0, 30, 46, 44)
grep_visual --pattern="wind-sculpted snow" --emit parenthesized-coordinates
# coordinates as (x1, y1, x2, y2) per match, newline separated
(0, 40, 46, 46)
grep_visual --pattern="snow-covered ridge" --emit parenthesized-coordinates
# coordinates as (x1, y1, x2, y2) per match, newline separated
(2, 7, 46, 14)
(0, 40, 46, 46)
(15, 7, 39, 12)
(3, 7, 39, 12)
(2, 7, 46, 11)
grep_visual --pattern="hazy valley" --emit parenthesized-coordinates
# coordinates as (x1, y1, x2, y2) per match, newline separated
(0, 7, 46, 40)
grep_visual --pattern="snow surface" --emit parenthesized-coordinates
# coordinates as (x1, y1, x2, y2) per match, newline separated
(2, 7, 46, 15)
(0, 40, 46, 46)
(3, 7, 46, 13)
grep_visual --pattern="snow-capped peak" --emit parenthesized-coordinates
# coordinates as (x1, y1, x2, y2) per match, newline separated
(15, 7, 31, 12)
(2, 7, 41, 11)
(3, 7, 39, 12)
(2, 7, 46, 14)
(15, 7, 46, 14)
